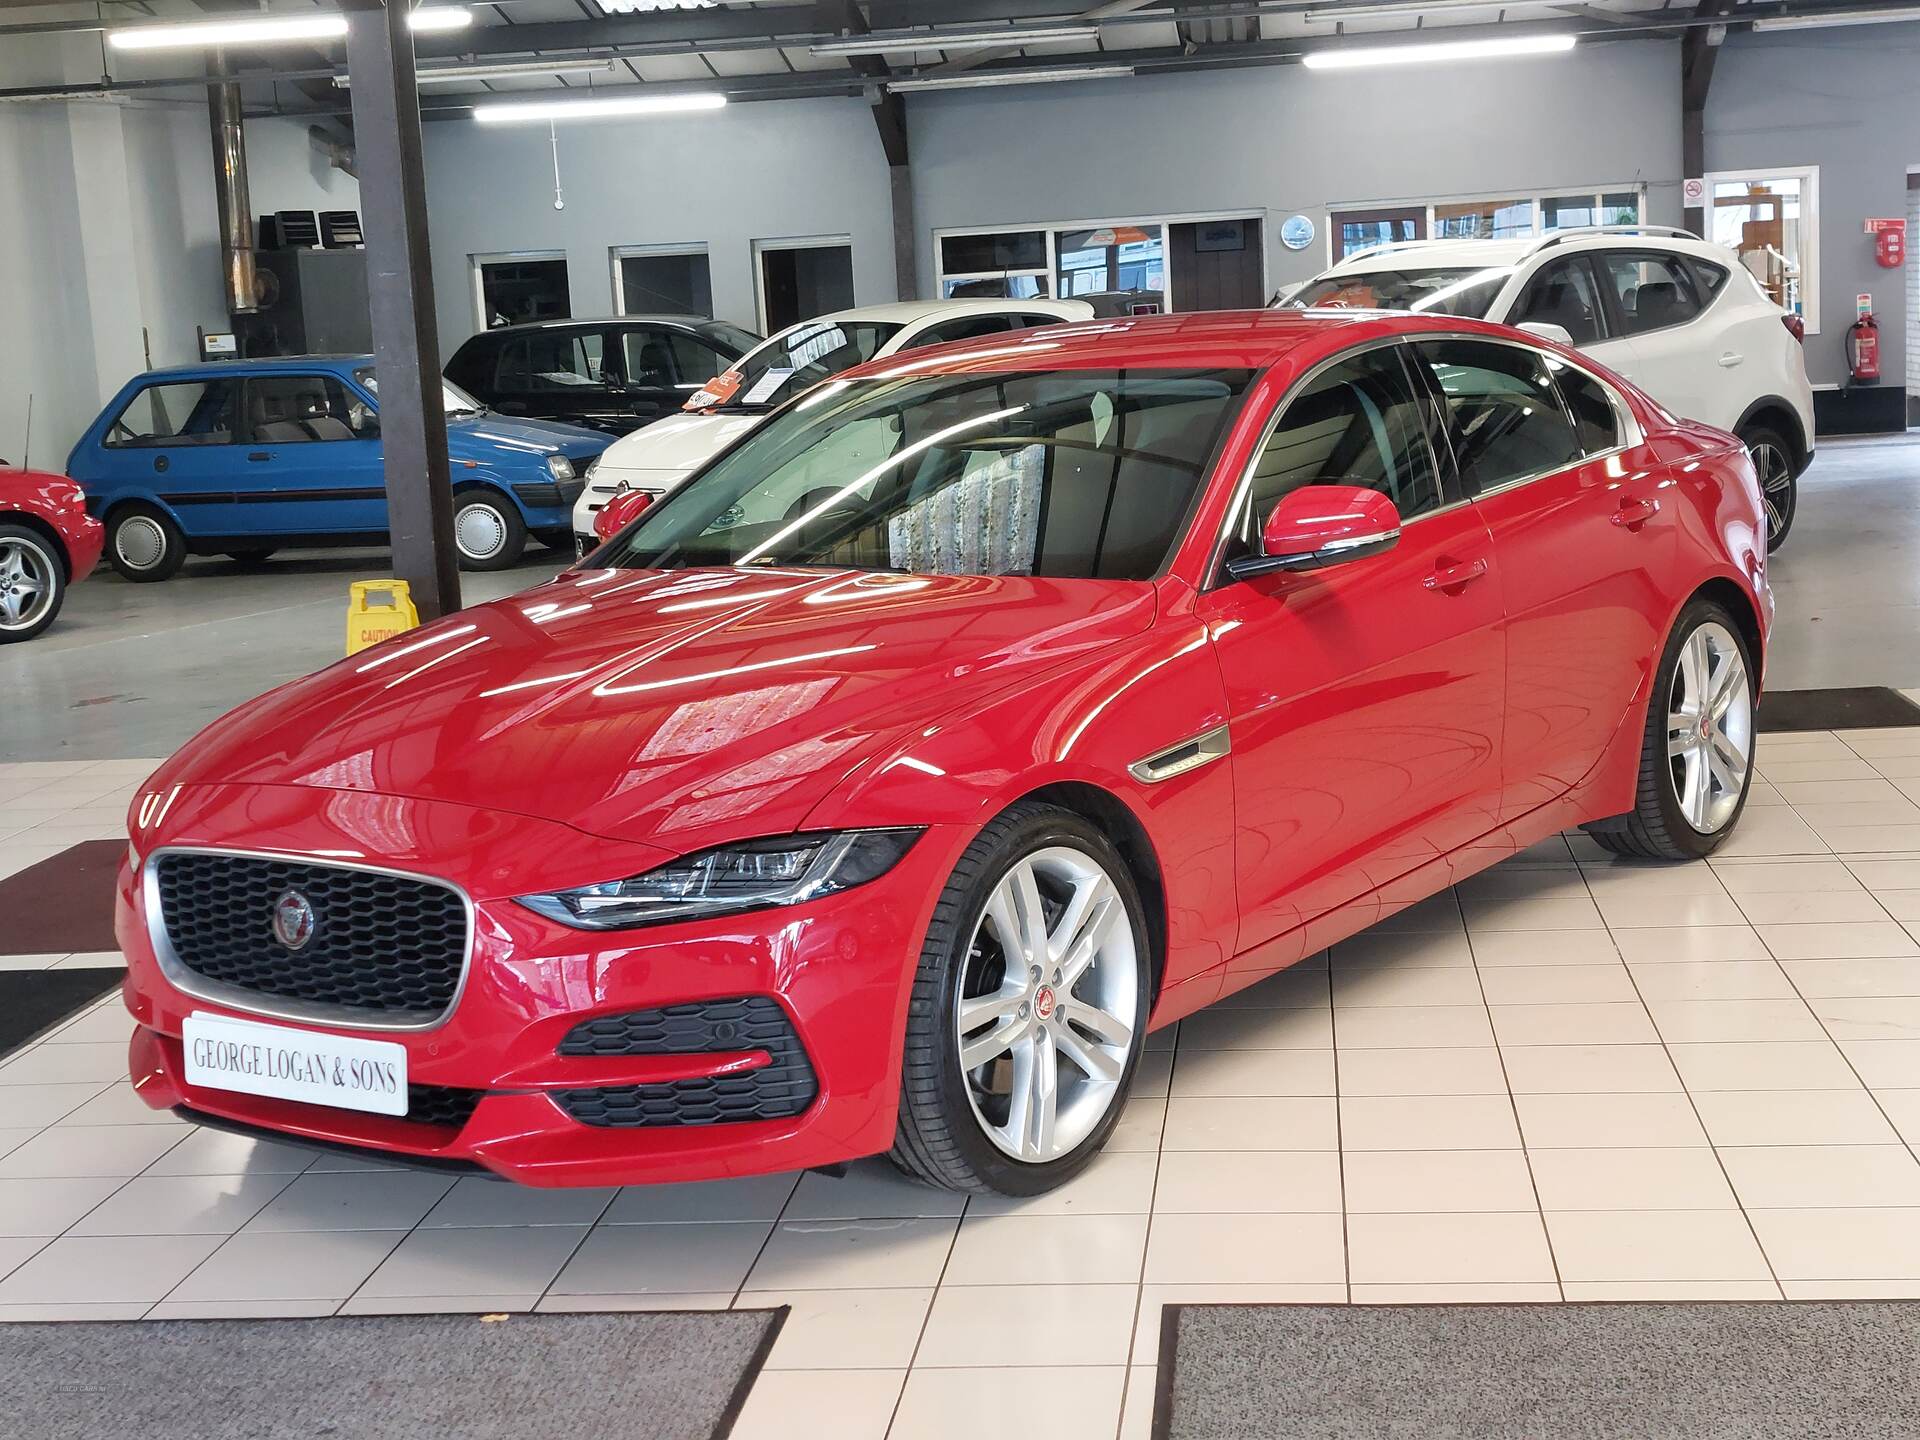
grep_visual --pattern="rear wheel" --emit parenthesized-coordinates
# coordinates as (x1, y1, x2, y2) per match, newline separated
(106, 503, 186, 582)
(1584, 599, 1756, 860)
(1741, 425, 1797, 552)
(452, 488, 526, 571)
(890, 802, 1149, 1195)
(0, 525, 66, 643)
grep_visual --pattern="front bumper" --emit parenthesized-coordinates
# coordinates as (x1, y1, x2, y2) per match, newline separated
(120, 784, 962, 1187)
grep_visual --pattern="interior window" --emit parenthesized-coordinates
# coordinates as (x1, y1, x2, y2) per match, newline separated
(244, 376, 360, 443)
(666, 334, 728, 385)
(621, 330, 678, 389)
(1412, 339, 1581, 493)
(901, 315, 1014, 351)
(1230, 346, 1443, 559)
(1594, 253, 1702, 336)
(1514, 258, 1605, 344)
(106, 380, 239, 447)
(521, 331, 606, 391)
(1549, 362, 1621, 456)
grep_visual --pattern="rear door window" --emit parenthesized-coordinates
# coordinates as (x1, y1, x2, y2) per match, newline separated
(1549, 362, 1622, 456)
(242, 375, 362, 443)
(1594, 252, 1703, 336)
(1410, 338, 1582, 494)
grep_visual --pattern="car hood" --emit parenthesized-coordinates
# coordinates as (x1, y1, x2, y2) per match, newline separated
(448, 413, 607, 461)
(593, 412, 760, 479)
(145, 567, 1156, 850)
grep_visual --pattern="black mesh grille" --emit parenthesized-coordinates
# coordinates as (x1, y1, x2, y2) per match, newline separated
(155, 853, 468, 1019)
(553, 997, 817, 1128)
(402, 1084, 485, 1131)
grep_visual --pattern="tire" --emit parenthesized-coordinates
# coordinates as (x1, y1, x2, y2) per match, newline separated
(1741, 424, 1797, 553)
(1583, 598, 1757, 860)
(889, 801, 1151, 1195)
(223, 548, 279, 568)
(451, 488, 527, 571)
(0, 524, 67, 643)
(106, 502, 186, 583)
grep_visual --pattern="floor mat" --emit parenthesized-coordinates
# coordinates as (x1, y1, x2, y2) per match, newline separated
(1155, 1302, 1920, 1439)
(0, 839, 125, 955)
(1759, 686, 1920, 733)
(0, 1308, 786, 1440)
(0, 967, 124, 1058)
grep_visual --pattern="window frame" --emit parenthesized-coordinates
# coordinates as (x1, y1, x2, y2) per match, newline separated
(239, 373, 365, 446)
(1324, 185, 1646, 267)
(1512, 255, 1613, 345)
(609, 243, 713, 319)
(469, 249, 571, 332)
(1700, 165, 1819, 334)
(1587, 249, 1709, 341)
(102, 377, 243, 450)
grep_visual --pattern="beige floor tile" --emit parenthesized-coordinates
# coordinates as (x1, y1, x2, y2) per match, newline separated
(1796, 801, 1920, 832)
(1821, 826, 1920, 855)
(1883, 1092, 1920, 1149)
(1338, 1095, 1521, 1151)
(1331, 929, 1474, 968)
(1332, 1005, 1495, 1050)
(145, 1298, 340, 1320)
(1335, 1047, 1510, 1097)
(1366, 894, 1465, 934)
(1131, 1051, 1173, 1099)
(1347, 1212, 1555, 1285)
(750, 1287, 933, 1371)
(1175, 1007, 1333, 1051)
(599, 1174, 796, 1225)
(1845, 859, 1920, 889)
(1467, 930, 1623, 967)
(1499, 1044, 1680, 1095)
(1666, 1040, 1861, 1092)
(1779, 1279, 1920, 1299)
(1841, 1040, 1920, 1089)
(1144, 1212, 1344, 1285)
(943, 1213, 1147, 1287)
(745, 1218, 953, 1292)
(1735, 890, 1894, 926)
(1627, 961, 1796, 1002)
(1168, 1047, 1334, 1098)
(1782, 957, 1920, 998)
(1597, 894, 1750, 929)
(1462, 896, 1605, 932)
(1341, 1150, 1538, 1214)
(166, 1229, 403, 1303)
(1561, 1280, 1782, 1300)
(729, 1368, 902, 1440)
(1809, 996, 1920, 1042)
(1151, 1150, 1342, 1214)
(1837, 730, 1920, 758)
(1710, 806, 1831, 855)
(1454, 867, 1588, 901)
(1713, 858, 1864, 894)
(1692, 1090, 1899, 1147)
(1527, 1147, 1735, 1210)
(1161, 1097, 1337, 1152)
(1748, 1208, 1920, 1280)
(782, 1164, 965, 1222)
(968, 1152, 1159, 1218)
(1875, 890, 1920, 921)
(1129, 1285, 1347, 1363)
(1749, 758, 1874, 787)
(1609, 926, 1772, 964)
(537, 1292, 734, 1313)
(68, 1173, 293, 1237)
(351, 1225, 585, 1300)
(1352, 1282, 1562, 1303)
(1758, 921, 1920, 960)
(1645, 998, 1824, 1043)
(0, 1125, 185, 1179)
(890, 1365, 1125, 1440)
(1209, 969, 1329, 1009)
(1580, 861, 1731, 897)
(915, 1284, 1136, 1368)
(1109, 1098, 1167, 1154)
(423, 1177, 619, 1228)
(144, 1128, 317, 1178)
(1331, 963, 1483, 1008)
(1513, 1093, 1708, 1149)
(1489, 1003, 1659, 1047)
(1544, 1210, 1770, 1282)
(1119, 1366, 1157, 1440)
(1719, 1144, 1920, 1208)
(1477, 965, 1637, 1006)
(552, 1220, 775, 1295)
(239, 1171, 455, 1232)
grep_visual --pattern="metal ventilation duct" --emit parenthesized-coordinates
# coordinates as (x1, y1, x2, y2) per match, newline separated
(207, 70, 257, 314)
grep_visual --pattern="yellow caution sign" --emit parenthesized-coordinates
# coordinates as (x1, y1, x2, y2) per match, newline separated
(345, 579, 421, 656)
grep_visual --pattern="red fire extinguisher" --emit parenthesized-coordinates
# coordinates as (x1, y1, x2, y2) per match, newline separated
(1847, 311, 1881, 384)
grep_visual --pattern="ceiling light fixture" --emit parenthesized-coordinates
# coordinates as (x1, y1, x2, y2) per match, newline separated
(596, 0, 717, 11)
(814, 23, 1100, 57)
(1302, 33, 1577, 69)
(1303, 0, 1565, 19)
(887, 63, 1133, 92)
(1750, 5, 1920, 29)
(335, 59, 621, 89)
(109, 7, 470, 51)
(471, 91, 727, 123)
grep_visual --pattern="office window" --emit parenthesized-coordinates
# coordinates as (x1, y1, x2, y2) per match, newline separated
(616, 248, 713, 317)
(1435, 198, 1532, 240)
(1705, 168, 1818, 331)
(477, 254, 570, 328)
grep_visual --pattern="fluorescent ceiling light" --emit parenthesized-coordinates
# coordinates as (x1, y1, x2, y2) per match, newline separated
(1304, 0, 1564, 18)
(335, 59, 620, 89)
(1751, 6, 1920, 29)
(597, 0, 716, 10)
(1302, 33, 1577, 69)
(472, 91, 727, 123)
(814, 24, 1099, 57)
(110, 8, 470, 50)
(887, 63, 1132, 92)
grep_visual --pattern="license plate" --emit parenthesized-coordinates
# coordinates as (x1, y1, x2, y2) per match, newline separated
(182, 1011, 409, 1117)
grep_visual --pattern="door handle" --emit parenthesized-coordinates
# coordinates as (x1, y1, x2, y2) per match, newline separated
(1611, 497, 1661, 530)
(1424, 557, 1489, 592)
(247, 451, 273, 462)
(1717, 352, 1744, 368)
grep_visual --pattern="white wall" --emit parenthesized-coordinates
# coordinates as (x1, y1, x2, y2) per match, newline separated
(244, 115, 361, 219)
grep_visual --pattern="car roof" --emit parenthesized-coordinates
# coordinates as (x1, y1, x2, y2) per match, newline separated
(785, 298, 1095, 330)
(461, 316, 734, 340)
(129, 356, 374, 383)
(1324, 229, 1735, 276)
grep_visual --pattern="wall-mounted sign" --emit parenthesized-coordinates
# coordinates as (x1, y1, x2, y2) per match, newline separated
(1858, 292, 1874, 318)
(1279, 214, 1316, 251)
(1682, 177, 1706, 207)
(1864, 218, 1907, 233)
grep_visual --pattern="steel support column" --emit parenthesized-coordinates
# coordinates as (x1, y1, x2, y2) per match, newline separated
(342, 0, 461, 621)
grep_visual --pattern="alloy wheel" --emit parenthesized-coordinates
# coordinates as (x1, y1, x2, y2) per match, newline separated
(1666, 620, 1753, 834)
(1750, 441, 1794, 546)
(955, 846, 1139, 1162)
(455, 501, 507, 562)
(115, 516, 166, 571)
(0, 538, 54, 632)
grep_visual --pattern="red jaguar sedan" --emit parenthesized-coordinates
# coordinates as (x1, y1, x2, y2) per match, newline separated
(1, 466, 103, 642)
(118, 310, 1769, 1195)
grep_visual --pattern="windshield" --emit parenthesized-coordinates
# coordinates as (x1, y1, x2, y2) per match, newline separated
(595, 366, 1252, 580)
(703, 321, 763, 355)
(1289, 266, 1513, 318)
(686, 320, 905, 414)
(354, 368, 487, 417)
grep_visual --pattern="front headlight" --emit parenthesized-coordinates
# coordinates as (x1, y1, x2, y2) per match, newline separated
(583, 457, 600, 483)
(547, 454, 577, 482)
(516, 829, 923, 931)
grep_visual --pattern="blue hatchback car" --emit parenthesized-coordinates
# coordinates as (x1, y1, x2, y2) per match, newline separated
(67, 356, 610, 581)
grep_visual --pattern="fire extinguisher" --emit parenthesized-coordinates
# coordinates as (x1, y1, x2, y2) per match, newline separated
(1847, 312, 1881, 384)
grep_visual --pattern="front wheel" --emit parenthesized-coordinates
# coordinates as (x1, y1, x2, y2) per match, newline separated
(106, 503, 186, 582)
(451, 488, 527, 571)
(1742, 426, 1797, 553)
(0, 525, 66, 643)
(1584, 599, 1756, 860)
(890, 802, 1149, 1195)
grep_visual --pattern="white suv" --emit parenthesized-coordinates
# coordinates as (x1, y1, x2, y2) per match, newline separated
(1286, 226, 1814, 549)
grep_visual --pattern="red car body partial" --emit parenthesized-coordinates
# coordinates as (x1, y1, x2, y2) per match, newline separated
(1, 467, 105, 584)
(119, 311, 1771, 1185)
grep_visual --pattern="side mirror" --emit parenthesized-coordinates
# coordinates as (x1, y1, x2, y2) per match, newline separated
(593, 486, 654, 541)
(1517, 320, 1575, 348)
(1226, 484, 1401, 581)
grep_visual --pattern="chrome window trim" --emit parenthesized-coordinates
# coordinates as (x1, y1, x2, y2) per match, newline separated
(144, 844, 476, 1034)
(1128, 723, 1231, 784)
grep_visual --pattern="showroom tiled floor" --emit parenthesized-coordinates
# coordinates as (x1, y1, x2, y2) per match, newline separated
(8, 729, 1920, 1437)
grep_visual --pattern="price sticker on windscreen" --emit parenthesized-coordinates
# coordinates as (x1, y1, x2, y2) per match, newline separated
(740, 368, 796, 406)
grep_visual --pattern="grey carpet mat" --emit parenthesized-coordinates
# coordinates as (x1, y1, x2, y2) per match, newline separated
(1, 1308, 786, 1440)
(1156, 1302, 1920, 1439)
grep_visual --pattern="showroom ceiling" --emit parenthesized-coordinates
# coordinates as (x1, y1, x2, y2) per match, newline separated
(2, 0, 1916, 112)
